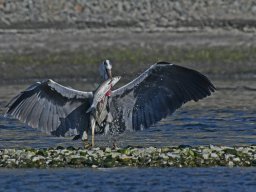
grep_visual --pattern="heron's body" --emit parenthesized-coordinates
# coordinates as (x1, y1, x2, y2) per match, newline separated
(5, 62, 216, 146)
(86, 76, 121, 113)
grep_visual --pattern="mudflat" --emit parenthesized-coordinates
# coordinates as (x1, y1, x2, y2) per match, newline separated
(0, 30, 256, 84)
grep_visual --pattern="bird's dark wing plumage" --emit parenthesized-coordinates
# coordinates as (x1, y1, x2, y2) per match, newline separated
(110, 62, 215, 132)
(5, 79, 93, 137)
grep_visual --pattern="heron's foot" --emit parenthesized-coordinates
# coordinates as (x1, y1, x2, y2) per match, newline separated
(83, 139, 92, 149)
(83, 140, 92, 149)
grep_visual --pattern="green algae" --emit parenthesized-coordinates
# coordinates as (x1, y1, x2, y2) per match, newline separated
(1, 47, 256, 83)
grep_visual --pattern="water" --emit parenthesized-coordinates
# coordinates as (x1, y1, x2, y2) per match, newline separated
(1, 107, 255, 149)
(0, 79, 256, 191)
(0, 167, 255, 192)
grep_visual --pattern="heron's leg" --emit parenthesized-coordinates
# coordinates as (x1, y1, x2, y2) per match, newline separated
(112, 139, 117, 149)
(90, 115, 96, 147)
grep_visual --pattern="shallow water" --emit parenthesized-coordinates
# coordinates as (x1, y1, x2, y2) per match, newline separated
(0, 107, 255, 149)
(0, 80, 255, 148)
(0, 79, 256, 191)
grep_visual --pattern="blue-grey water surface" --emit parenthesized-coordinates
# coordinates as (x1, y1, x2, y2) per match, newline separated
(0, 167, 256, 192)
(0, 80, 256, 191)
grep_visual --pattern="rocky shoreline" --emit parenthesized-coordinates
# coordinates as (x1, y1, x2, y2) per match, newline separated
(1, 0, 256, 32)
(1, 145, 256, 168)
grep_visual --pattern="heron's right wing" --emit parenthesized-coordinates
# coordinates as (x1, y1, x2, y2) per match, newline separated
(5, 79, 93, 137)
(110, 62, 215, 132)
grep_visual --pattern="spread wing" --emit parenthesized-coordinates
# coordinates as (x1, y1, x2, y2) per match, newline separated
(110, 62, 216, 132)
(5, 79, 93, 137)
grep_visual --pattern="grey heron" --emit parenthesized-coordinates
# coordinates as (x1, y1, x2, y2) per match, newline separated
(5, 61, 215, 147)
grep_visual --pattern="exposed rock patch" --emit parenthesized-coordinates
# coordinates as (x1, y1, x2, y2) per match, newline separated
(1, 145, 256, 168)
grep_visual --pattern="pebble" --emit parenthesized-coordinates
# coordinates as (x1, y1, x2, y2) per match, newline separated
(32, 155, 45, 162)
(228, 161, 234, 167)
(159, 153, 169, 160)
(202, 153, 209, 160)
(233, 157, 240, 162)
(167, 152, 180, 159)
(210, 153, 218, 159)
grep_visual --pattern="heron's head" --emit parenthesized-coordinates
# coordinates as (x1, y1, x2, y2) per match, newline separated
(99, 59, 112, 80)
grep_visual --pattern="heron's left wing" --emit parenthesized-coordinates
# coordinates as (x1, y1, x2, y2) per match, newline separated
(110, 62, 215, 132)
(5, 79, 93, 137)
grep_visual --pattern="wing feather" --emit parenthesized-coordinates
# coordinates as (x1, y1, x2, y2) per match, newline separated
(25, 95, 39, 126)
(110, 62, 215, 132)
(11, 99, 26, 118)
(51, 106, 58, 132)
(24, 94, 38, 123)
(5, 79, 93, 137)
